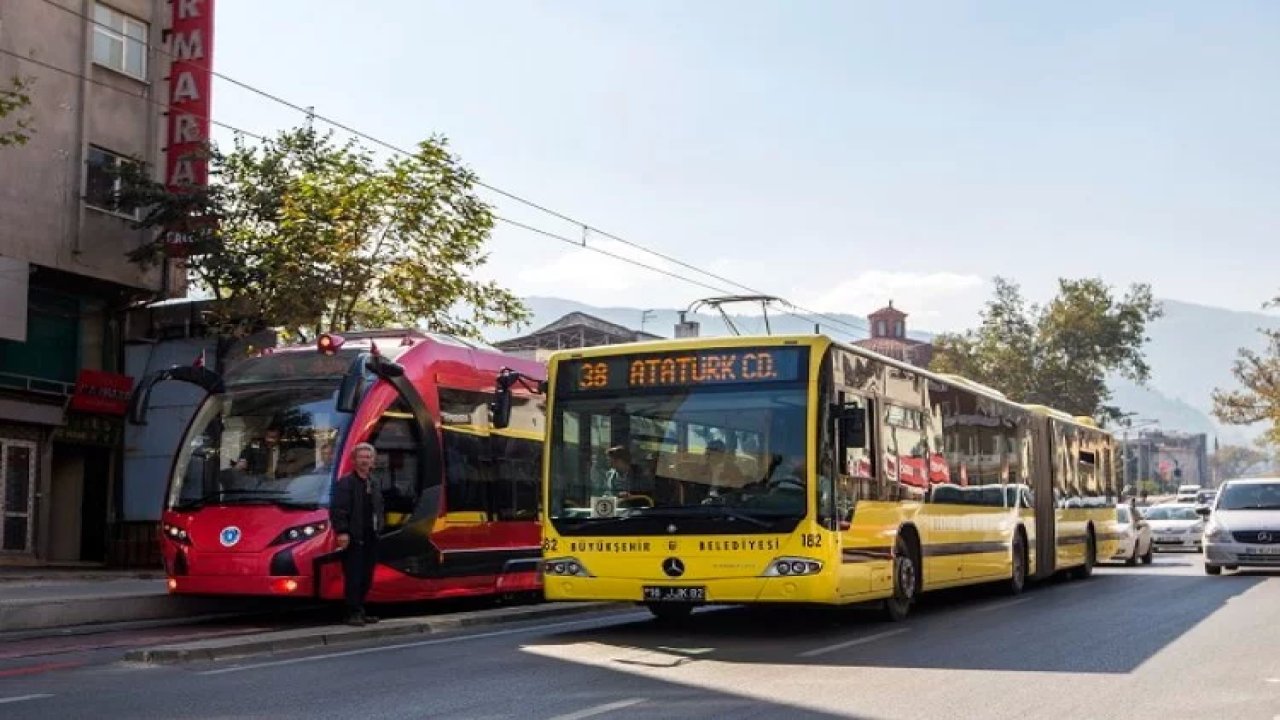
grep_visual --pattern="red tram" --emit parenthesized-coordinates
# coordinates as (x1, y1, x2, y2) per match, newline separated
(129, 329, 545, 602)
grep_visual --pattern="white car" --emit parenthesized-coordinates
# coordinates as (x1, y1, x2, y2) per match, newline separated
(1175, 484, 1201, 504)
(1200, 478, 1280, 575)
(1144, 503, 1204, 552)
(1110, 505, 1153, 565)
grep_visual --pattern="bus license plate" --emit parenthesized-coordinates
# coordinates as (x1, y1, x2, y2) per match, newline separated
(1245, 546, 1280, 555)
(643, 586, 706, 603)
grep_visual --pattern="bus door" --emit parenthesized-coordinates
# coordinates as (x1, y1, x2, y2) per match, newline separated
(832, 392, 877, 598)
(1030, 415, 1057, 580)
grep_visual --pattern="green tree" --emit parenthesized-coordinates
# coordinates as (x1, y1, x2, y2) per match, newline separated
(930, 277, 1162, 423)
(120, 125, 528, 340)
(1210, 444, 1268, 481)
(1212, 294, 1280, 445)
(0, 76, 34, 147)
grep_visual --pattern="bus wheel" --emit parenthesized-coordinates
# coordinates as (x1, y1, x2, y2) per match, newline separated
(646, 602, 694, 623)
(1006, 532, 1027, 596)
(884, 535, 918, 622)
(1071, 530, 1096, 580)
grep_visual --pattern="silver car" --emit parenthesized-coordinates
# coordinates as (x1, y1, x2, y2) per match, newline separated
(1200, 478, 1280, 575)
(1145, 503, 1204, 552)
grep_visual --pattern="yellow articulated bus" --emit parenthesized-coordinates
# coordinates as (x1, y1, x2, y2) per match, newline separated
(532, 334, 1122, 621)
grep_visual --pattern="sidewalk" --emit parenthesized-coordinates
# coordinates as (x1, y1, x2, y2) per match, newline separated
(0, 573, 270, 633)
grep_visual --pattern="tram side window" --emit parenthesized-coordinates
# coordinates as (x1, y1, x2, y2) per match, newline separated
(490, 435, 541, 520)
(366, 411, 427, 529)
(443, 430, 490, 514)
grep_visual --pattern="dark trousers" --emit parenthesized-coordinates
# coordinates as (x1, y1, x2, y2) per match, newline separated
(342, 538, 378, 612)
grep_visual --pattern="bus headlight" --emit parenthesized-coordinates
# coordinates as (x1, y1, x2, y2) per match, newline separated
(162, 523, 191, 545)
(762, 557, 823, 577)
(270, 521, 329, 546)
(543, 556, 593, 577)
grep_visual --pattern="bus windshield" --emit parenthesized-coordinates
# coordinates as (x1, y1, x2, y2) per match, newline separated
(168, 383, 352, 510)
(547, 347, 810, 534)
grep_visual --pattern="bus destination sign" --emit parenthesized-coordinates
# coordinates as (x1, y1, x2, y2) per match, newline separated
(561, 346, 807, 393)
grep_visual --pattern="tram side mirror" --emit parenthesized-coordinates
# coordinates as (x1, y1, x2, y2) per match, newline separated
(491, 386, 513, 429)
(835, 405, 867, 461)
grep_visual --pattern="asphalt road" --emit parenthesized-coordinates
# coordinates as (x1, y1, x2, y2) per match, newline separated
(1, 553, 1277, 719)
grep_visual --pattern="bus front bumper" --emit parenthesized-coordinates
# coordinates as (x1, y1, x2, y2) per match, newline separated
(544, 574, 836, 604)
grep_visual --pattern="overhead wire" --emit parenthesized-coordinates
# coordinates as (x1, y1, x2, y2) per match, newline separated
(27, 0, 872, 338)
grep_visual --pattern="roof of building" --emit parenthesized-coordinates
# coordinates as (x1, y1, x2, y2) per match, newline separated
(492, 312, 661, 352)
(868, 300, 907, 319)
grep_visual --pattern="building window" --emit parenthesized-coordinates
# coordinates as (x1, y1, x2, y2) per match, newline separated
(85, 146, 138, 216)
(92, 4, 148, 80)
(895, 321, 904, 338)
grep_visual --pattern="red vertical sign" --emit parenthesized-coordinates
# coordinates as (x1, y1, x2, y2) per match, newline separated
(164, 0, 215, 257)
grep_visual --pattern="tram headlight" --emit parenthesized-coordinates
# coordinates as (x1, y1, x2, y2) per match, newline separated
(543, 556, 593, 577)
(270, 521, 329, 546)
(762, 557, 823, 577)
(162, 523, 191, 545)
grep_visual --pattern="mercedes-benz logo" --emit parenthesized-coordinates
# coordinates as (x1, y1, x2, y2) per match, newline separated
(1259, 531, 1272, 543)
(219, 526, 241, 548)
(662, 557, 685, 578)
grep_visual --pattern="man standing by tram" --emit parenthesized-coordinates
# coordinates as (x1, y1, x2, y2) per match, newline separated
(330, 442, 383, 626)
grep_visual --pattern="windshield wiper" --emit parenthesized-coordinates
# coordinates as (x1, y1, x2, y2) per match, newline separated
(173, 489, 311, 510)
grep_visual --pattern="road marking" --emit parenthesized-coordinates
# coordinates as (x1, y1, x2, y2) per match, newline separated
(0, 694, 54, 705)
(798, 628, 909, 658)
(970, 597, 1031, 613)
(548, 698, 647, 720)
(197, 613, 648, 676)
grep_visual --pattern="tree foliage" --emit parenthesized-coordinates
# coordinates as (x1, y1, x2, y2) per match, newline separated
(1210, 444, 1269, 481)
(120, 125, 528, 339)
(0, 75, 34, 147)
(1212, 294, 1280, 445)
(930, 277, 1162, 423)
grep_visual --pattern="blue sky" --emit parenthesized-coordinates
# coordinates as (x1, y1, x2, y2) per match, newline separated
(210, 1, 1280, 331)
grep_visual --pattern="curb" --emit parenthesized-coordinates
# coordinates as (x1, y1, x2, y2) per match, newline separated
(124, 601, 622, 664)
(0, 593, 274, 633)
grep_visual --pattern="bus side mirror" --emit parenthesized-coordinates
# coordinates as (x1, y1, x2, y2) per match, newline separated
(336, 355, 368, 414)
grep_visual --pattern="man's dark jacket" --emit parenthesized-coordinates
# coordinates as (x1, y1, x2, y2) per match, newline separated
(330, 472, 383, 543)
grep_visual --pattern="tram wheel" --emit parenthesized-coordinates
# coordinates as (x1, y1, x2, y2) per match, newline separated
(883, 534, 919, 622)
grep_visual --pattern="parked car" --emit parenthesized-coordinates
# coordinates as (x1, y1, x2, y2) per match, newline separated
(1200, 478, 1280, 575)
(1144, 503, 1204, 552)
(1110, 504, 1153, 565)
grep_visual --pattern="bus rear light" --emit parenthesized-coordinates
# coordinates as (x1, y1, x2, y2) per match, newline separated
(543, 557, 592, 577)
(762, 557, 823, 577)
(270, 578, 300, 594)
(318, 334, 345, 356)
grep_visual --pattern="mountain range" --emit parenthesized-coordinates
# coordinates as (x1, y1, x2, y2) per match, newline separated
(483, 296, 1280, 445)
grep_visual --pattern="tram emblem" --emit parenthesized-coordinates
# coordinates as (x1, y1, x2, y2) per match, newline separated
(219, 526, 242, 547)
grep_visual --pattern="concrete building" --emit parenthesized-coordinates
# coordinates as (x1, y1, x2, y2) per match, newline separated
(852, 301, 934, 368)
(492, 312, 661, 362)
(0, 0, 201, 564)
(1120, 430, 1210, 493)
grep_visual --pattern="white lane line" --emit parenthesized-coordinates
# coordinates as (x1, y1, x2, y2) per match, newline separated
(0, 694, 54, 705)
(548, 698, 647, 720)
(970, 597, 1032, 613)
(798, 628, 909, 658)
(197, 613, 648, 676)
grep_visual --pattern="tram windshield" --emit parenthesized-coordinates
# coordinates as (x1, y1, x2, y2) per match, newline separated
(168, 383, 351, 510)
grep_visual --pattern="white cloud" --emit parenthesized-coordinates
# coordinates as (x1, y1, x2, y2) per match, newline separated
(795, 270, 988, 333)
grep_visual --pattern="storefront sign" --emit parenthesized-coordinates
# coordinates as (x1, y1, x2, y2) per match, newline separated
(54, 413, 124, 447)
(163, 0, 216, 257)
(68, 370, 134, 416)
